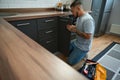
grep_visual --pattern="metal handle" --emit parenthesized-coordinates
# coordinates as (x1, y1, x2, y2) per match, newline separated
(46, 40, 53, 44)
(45, 19, 54, 23)
(17, 23, 30, 27)
(45, 30, 53, 34)
(60, 19, 68, 22)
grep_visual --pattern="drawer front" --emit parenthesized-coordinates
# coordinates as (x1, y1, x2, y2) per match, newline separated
(38, 17, 58, 30)
(39, 38, 57, 53)
(9, 19, 37, 41)
(38, 28, 57, 38)
(9, 19, 36, 27)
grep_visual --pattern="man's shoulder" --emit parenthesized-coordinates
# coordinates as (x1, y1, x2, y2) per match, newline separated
(84, 13, 93, 20)
(81, 14, 94, 24)
(77, 13, 94, 24)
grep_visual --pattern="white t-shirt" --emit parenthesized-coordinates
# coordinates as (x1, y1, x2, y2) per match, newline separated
(74, 13, 95, 51)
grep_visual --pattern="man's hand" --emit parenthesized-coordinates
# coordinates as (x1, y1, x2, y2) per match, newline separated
(66, 25, 77, 32)
(67, 24, 91, 39)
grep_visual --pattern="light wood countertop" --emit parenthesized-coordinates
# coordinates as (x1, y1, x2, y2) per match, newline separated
(0, 11, 88, 80)
(0, 11, 72, 21)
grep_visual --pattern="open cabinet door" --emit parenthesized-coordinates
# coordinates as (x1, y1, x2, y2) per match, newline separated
(58, 16, 71, 56)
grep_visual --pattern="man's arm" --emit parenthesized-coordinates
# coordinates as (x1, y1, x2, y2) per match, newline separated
(66, 25, 91, 39)
(76, 29, 91, 39)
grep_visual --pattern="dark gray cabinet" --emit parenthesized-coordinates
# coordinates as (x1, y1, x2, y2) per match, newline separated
(9, 19, 37, 41)
(9, 16, 73, 54)
(37, 17, 58, 53)
(58, 16, 71, 56)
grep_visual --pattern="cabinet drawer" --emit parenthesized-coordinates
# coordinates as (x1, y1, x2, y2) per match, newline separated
(9, 19, 37, 41)
(9, 19, 35, 27)
(37, 17, 57, 30)
(38, 28, 57, 38)
(39, 38, 57, 53)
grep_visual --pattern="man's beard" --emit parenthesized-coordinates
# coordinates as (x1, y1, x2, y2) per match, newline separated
(76, 12, 79, 18)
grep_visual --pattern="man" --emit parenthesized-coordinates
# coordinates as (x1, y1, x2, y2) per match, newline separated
(67, 0, 95, 66)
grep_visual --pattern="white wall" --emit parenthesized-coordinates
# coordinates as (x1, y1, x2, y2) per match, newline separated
(0, 0, 91, 11)
(60, 0, 73, 4)
(81, 0, 92, 11)
(0, 0, 73, 8)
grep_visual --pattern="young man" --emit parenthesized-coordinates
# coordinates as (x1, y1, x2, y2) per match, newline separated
(67, 0, 95, 65)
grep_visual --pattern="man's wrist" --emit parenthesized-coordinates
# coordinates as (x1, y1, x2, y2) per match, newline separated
(75, 29, 79, 34)
(76, 29, 82, 35)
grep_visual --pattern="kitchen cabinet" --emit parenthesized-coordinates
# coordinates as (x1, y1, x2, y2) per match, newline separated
(91, 0, 114, 36)
(37, 17, 58, 53)
(9, 19, 37, 41)
(9, 16, 74, 54)
(58, 16, 71, 56)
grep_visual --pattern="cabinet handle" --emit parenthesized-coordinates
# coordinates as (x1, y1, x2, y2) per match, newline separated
(46, 40, 53, 44)
(45, 30, 53, 34)
(45, 19, 54, 23)
(60, 19, 68, 22)
(17, 23, 30, 27)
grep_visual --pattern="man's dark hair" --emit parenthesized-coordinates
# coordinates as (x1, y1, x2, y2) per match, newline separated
(70, 0, 82, 7)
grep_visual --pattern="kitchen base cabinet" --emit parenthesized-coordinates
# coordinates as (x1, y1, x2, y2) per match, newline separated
(58, 16, 71, 56)
(9, 19, 37, 41)
(9, 16, 74, 55)
(37, 17, 58, 53)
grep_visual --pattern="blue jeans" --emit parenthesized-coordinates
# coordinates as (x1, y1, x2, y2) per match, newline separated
(67, 42, 88, 65)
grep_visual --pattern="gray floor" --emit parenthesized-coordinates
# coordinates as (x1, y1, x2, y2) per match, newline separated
(97, 44, 120, 80)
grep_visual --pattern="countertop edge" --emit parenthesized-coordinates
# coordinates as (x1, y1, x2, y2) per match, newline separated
(2, 11, 72, 21)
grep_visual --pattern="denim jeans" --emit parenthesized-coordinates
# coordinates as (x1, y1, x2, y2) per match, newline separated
(67, 42, 88, 65)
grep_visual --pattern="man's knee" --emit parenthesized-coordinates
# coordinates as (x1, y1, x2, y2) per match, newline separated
(72, 54, 88, 70)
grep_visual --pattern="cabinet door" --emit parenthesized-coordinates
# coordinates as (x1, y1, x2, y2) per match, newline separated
(91, 0, 106, 35)
(58, 17, 71, 56)
(9, 19, 37, 41)
(104, 0, 114, 12)
(100, 13, 110, 33)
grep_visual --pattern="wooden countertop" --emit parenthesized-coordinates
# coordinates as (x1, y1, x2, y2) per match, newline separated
(0, 12, 88, 80)
(0, 11, 72, 21)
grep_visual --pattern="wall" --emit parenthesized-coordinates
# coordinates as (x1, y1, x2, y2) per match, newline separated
(0, 0, 73, 8)
(0, 0, 91, 11)
(60, 0, 73, 4)
(107, 0, 120, 32)
(81, 0, 92, 11)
